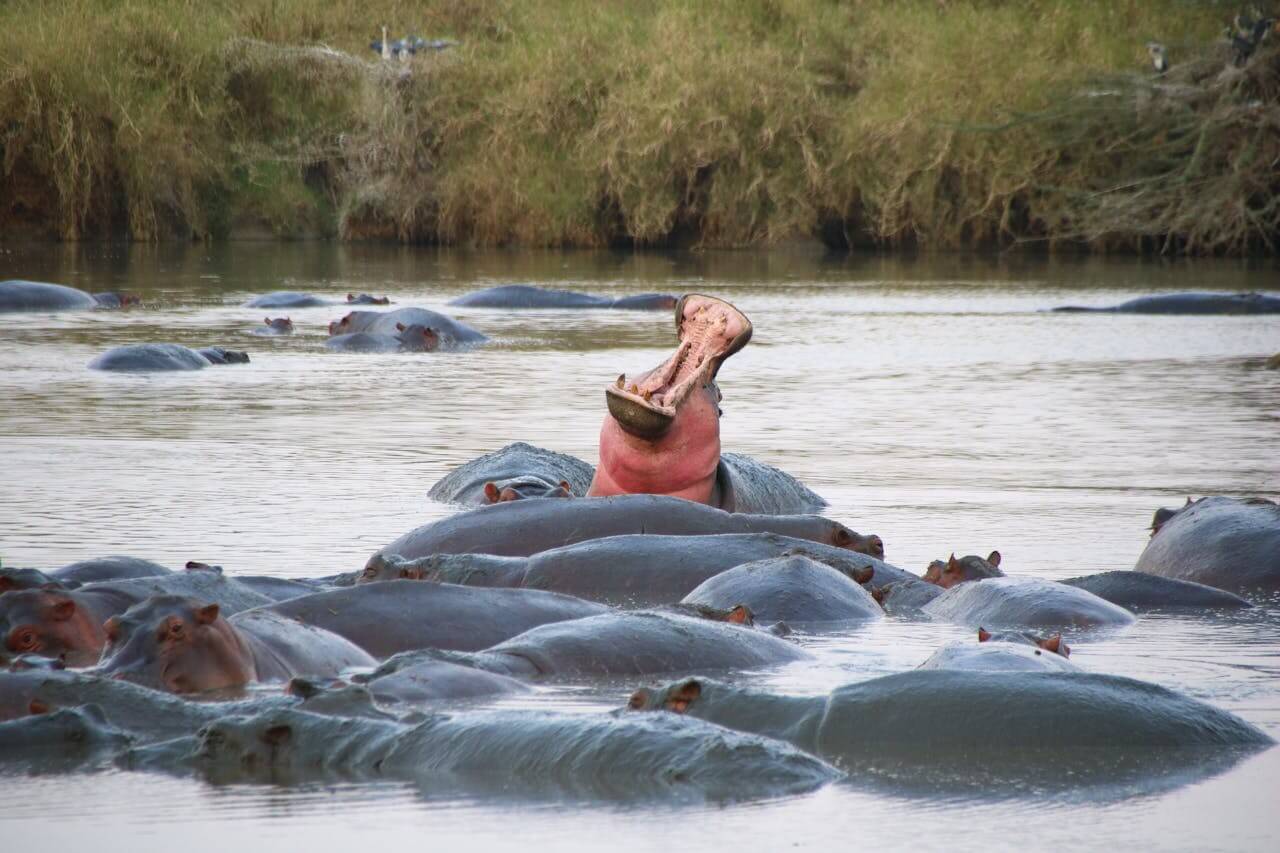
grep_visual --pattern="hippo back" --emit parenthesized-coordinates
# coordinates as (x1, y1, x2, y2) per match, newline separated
(680, 555, 882, 624)
(916, 641, 1079, 673)
(52, 556, 172, 586)
(228, 610, 375, 680)
(922, 577, 1135, 629)
(88, 344, 211, 372)
(1060, 570, 1251, 609)
(427, 442, 596, 504)
(1135, 497, 1280, 593)
(0, 280, 98, 313)
(716, 453, 828, 515)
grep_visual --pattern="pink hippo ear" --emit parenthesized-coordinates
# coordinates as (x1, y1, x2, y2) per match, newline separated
(49, 599, 76, 622)
(194, 604, 220, 625)
(850, 565, 874, 585)
(396, 322, 406, 332)
(977, 627, 992, 642)
(1039, 634, 1069, 657)
(264, 317, 271, 324)
(558, 480, 572, 492)
(28, 699, 50, 716)
(347, 293, 355, 301)
(726, 604, 753, 625)
(987, 550, 1002, 567)
(665, 679, 702, 713)
(483, 482, 501, 504)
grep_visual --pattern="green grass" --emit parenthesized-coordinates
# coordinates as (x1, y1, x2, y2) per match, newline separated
(0, 0, 1273, 253)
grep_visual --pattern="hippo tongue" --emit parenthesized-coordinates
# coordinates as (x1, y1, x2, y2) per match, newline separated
(605, 294, 752, 439)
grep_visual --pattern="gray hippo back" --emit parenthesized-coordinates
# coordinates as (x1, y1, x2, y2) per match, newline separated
(89, 344, 212, 372)
(1135, 496, 1280, 593)
(680, 554, 882, 624)
(1053, 292, 1280, 314)
(1060, 570, 1251, 609)
(428, 442, 596, 504)
(0, 280, 99, 312)
(922, 577, 1136, 629)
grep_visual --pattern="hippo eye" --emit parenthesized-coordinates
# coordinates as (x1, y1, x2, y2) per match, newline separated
(18, 630, 38, 650)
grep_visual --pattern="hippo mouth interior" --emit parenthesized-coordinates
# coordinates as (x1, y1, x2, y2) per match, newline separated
(605, 294, 752, 439)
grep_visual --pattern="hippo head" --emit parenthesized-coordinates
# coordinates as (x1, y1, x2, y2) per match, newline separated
(0, 590, 106, 667)
(923, 551, 1004, 588)
(481, 477, 574, 504)
(1149, 498, 1194, 537)
(359, 554, 428, 584)
(328, 311, 359, 336)
(826, 524, 884, 559)
(395, 322, 440, 352)
(589, 295, 751, 504)
(0, 567, 66, 594)
(264, 317, 294, 333)
(347, 292, 391, 305)
(977, 627, 1071, 658)
(98, 596, 254, 693)
(628, 678, 703, 714)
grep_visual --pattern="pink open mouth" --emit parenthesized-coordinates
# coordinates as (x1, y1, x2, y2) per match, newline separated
(604, 294, 752, 439)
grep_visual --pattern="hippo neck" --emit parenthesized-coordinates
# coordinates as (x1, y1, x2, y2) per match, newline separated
(686, 685, 825, 751)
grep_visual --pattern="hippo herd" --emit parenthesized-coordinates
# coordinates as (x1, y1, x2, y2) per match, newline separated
(2, 282, 1278, 802)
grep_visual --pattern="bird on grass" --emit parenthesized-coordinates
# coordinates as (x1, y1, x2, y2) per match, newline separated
(1147, 42, 1169, 73)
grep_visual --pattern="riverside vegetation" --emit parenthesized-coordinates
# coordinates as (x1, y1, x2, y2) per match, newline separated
(0, 0, 1276, 254)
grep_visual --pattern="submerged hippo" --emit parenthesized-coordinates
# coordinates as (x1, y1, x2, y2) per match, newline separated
(326, 306, 487, 345)
(1052, 292, 1280, 314)
(1059, 571, 1251, 610)
(586, 294, 824, 514)
(680, 554, 882, 625)
(195, 346, 250, 365)
(98, 596, 375, 693)
(1136, 496, 1280, 593)
(252, 580, 609, 658)
(922, 552, 1004, 588)
(376, 610, 810, 679)
(127, 705, 836, 800)
(243, 291, 331, 308)
(427, 442, 596, 504)
(917, 630, 1077, 673)
(89, 344, 215, 372)
(347, 293, 392, 305)
(373, 494, 882, 564)
(449, 284, 677, 311)
(0, 280, 139, 313)
(364, 533, 908, 604)
(351, 659, 531, 704)
(629, 673, 1272, 772)
(922, 577, 1136, 630)
(251, 317, 294, 336)
(2, 555, 172, 591)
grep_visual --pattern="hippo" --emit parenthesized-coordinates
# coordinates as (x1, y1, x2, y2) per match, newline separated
(350, 660, 532, 704)
(195, 346, 250, 365)
(51, 556, 172, 586)
(181, 562, 320, 603)
(88, 344, 215, 372)
(1136, 496, 1280, 593)
(251, 316, 294, 335)
(0, 569, 279, 666)
(243, 291, 331, 308)
(98, 595, 375, 693)
(324, 331, 402, 353)
(1052, 292, 1280, 314)
(923, 577, 1136, 630)
(448, 284, 678, 311)
(372, 494, 883, 565)
(917, 630, 1077, 673)
(374, 610, 811, 679)
(326, 306, 487, 345)
(427, 442, 596, 504)
(922, 552, 1004, 588)
(0, 705, 133, 771)
(126, 706, 837, 800)
(251, 580, 608, 658)
(1059, 571, 1251, 610)
(876, 578, 945, 615)
(0, 280, 138, 313)
(629, 672, 1272, 765)
(363, 533, 909, 605)
(347, 292, 392, 305)
(1267, 352, 1280, 369)
(1, 567, 65, 593)
(679, 554, 882, 625)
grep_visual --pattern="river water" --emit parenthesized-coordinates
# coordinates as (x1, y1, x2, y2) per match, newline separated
(1, 244, 1277, 851)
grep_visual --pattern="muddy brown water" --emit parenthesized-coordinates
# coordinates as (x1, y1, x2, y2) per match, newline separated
(1, 244, 1278, 851)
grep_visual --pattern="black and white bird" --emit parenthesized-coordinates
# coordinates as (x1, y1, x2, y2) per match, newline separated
(1147, 41, 1169, 74)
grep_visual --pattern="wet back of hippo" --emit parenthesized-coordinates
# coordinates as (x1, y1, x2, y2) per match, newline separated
(427, 442, 596, 504)
(715, 453, 827, 515)
(1135, 497, 1280, 594)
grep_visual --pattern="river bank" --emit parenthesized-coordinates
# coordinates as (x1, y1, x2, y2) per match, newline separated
(1, 1, 1276, 254)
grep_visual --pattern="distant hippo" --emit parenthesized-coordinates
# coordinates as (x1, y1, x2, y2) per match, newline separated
(243, 291, 331, 308)
(1052, 292, 1280, 314)
(98, 596, 375, 693)
(629, 673, 1272, 769)
(0, 571, 277, 666)
(1, 556, 175, 594)
(1060, 571, 1251, 610)
(1267, 352, 1280, 370)
(127, 705, 836, 799)
(427, 442, 597, 504)
(347, 293, 392, 305)
(1136, 496, 1280, 593)
(449, 284, 677, 311)
(251, 580, 608, 658)
(89, 344, 214, 372)
(376, 610, 811, 679)
(917, 630, 1077, 673)
(922, 577, 1136, 630)
(195, 346, 250, 365)
(680, 554, 882, 625)
(251, 317, 294, 336)
(0, 280, 138, 313)
(364, 533, 909, 605)
(372, 494, 883, 565)
(326, 307, 487, 345)
(922, 552, 1004, 588)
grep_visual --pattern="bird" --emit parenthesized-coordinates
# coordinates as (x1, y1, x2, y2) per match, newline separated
(1147, 42, 1169, 74)
(369, 25, 392, 60)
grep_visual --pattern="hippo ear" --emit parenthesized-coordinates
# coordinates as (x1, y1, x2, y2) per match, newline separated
(558, 480, 572, 492)
(104, 617, 121, 642)
(977, 627, 992, 642)
(483, 482, 501, 503)
(399, 567, 423, 581)
(946, 554, 960, 572)
(28, 699, 50, 716)
(870, 587, 886, 606)
(49, 599, 76, 621)
(264, 317, 271, 324)
(986, 550, 1001, 567)
(850, 566, 874, 585)
(396, 322, 406, 332)
(194, 604, 220, 625)
(727, 604, 753, 625)
(347, 293, 354, 301)
(627, 689, 651, 711)
(1039, 634, 1069, 657)
(665, 679, 702, 713)
(834, 528, 853, 547)
(1184, 496, 1193, 505)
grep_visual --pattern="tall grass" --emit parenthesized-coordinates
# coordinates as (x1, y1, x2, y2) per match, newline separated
(0, 0, 1272, 253)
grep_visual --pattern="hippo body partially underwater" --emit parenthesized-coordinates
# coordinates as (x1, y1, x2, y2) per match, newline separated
(0, 280, 138, 313)
(1052, 291, 1280, 314)
(1136, 496, 1280, 593)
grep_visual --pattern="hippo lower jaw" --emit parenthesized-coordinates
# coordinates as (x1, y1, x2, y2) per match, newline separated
(604, 294, 752, 440)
